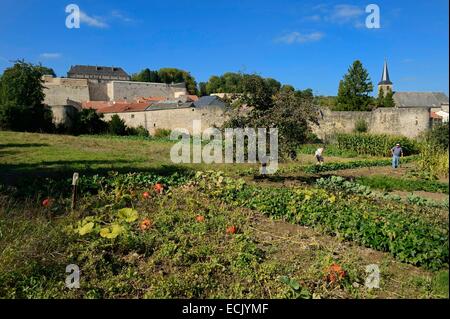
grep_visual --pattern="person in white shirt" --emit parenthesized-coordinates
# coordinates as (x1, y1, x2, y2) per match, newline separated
(315, 147, 325, 165)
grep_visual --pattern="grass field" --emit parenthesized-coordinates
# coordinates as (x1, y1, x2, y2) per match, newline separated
(0, 131, 448, 299)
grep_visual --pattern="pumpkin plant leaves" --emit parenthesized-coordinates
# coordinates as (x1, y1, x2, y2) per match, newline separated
(77, 221, 95, 236)
(100, 224, 123, 239)
(117, 208, 138, 223)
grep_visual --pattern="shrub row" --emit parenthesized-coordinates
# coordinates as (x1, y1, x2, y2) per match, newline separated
(356, 175, 449, 194)
(302, 156, 416, 174)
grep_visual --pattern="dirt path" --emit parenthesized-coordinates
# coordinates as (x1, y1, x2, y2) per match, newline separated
(391, 190, 449, 202)
(248, 212, 438, 299)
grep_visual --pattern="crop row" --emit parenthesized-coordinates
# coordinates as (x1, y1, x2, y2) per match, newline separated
(335, 133, 420, 157)
(195, 171, 449, 270)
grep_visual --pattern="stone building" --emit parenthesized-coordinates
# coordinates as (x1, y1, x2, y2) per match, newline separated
(97, 96, 229, 135)
(68, 65, 131, 81)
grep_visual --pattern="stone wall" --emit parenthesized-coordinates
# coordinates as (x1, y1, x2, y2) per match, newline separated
(107, 81, 187, 101)
(43, 76, 187, 106)
(102, 106, 227, 135)
(43, 77, 90, 106)
(50, 105, 79, 129)
(311, 107, 431, 140)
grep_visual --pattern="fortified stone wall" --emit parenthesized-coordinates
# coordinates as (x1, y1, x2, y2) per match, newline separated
(43, 77, 187, 105)
(107, 81, 187, 101)
(311, 107, 431, 140)
(43, 77, 90, 106)
(50, 105, 79, 129)
(102, 106, 227, 135)
(88, 81, 109, 101)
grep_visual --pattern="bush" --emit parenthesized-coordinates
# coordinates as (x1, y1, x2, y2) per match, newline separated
(422, 123, 449, 150)
(153, 128, 171, 138)
(126, 125, 149, 137)
(354, 119, 368, 133)
(108, 115, 127, 136)
(335, 133, 419, 156)
(74, 109, 108, 135)
(356, 175, 449, 194)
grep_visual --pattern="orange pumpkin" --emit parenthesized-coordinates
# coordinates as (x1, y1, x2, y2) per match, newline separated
(154, 183, 164, 194)
(196, 215, 205, 222)
(226, 226, 237, 234)
(140, 219, 152, 231)
(42, 198, 51, 207)
(326, 263, 346, 283)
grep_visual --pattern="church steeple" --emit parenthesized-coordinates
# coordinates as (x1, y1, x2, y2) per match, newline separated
(378, 60, 393, 96)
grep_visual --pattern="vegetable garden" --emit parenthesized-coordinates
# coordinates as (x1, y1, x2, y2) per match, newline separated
(0, 131, 448, 299)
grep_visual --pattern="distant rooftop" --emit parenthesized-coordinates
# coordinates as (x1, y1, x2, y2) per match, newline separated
(393, 92, 449, 108)
(68, 65, 130, 80)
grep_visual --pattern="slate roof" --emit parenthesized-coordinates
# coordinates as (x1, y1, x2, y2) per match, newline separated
(147, 101, 195, 111)
(393, 92, 449, 108)
(194, 96, 228, 109)
(378, 61, 392, 85)
(68, 65, 130, 79)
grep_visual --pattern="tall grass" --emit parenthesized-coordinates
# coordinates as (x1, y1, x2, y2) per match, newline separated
(335, 133, 419, 157)
(416, 143, 449, 180)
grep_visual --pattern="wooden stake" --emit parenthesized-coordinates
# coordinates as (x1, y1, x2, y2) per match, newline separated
(71, 172, 79, 210)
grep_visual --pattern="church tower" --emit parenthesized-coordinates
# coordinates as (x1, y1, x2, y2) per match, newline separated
(378, 60, 393, 96)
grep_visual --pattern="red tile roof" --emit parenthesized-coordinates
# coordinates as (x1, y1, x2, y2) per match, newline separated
(186, 95, 199, 102)
(430, 112, 442, 119)
(136, 96, 167, 103)
(97, 102, 150, 114)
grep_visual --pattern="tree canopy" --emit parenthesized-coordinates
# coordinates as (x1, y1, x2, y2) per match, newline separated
(199, 72, 284, 97)
(223, 73, 317, 157)
(334, 60, 374, 111)
(131, 67, 197, 95)
(0, 60, 53, 132)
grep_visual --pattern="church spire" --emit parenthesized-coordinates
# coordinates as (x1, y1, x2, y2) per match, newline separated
(378, 60, 393, 95)
(379, 60, 392, 85)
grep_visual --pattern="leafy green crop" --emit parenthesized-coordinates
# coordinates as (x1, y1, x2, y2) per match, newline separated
(196, 172, 449, 270)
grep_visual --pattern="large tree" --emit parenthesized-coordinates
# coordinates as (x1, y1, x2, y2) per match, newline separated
(223, 74, 317, 158)
(334, 60, 374, 111)
(0, 60, 53, 132)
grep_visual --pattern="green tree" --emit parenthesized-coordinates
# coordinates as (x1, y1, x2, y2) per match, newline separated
(198, 82, 208, 96)
(0, 60, 53, 132)
(265, 78, 282, 96)
(280, 84, 295, 94)
(108, 114, 127, 136)
(36, 65, 56, 77)
(377, 87, 385, 107)
(335, 60, 374, 111)
(76, 108, 108, 135)
(383, 88, 395, 107)
(158, 68, 198, 95)
(240, 74, 274, 112)
(223, 74, 318, 158)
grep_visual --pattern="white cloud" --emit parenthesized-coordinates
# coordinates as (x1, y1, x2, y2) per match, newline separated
(303, 14, 321, 22)
(302, 4, 365, 28)
(40, 53, 62, 59)
(329, 4, 364, 24)
(80, 11, 109, 28)
(111, 10, 135, 23)
(275, 31, 325, 44)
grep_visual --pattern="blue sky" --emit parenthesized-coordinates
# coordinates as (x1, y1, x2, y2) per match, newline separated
(0, 0, 448, 96)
